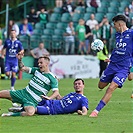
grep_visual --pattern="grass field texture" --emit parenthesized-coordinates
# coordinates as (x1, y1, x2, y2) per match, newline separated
(0, 78, 133, 133)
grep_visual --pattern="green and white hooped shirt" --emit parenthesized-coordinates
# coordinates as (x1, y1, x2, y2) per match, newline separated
(25, 67, 58, 102)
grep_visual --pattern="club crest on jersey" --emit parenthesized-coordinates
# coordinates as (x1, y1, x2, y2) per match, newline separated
(125, 34, 130, 38)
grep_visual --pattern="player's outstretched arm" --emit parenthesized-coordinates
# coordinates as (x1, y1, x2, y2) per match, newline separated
(77, 106, 88, 115)
(17, 53, 30, 73)
(41, 90, 61, 100)
(49, 90, 60, 100)
(56, 93, 63, 100)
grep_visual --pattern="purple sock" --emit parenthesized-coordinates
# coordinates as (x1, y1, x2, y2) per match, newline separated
(11, 77, 16, 87)
(95, 100, 106, 112)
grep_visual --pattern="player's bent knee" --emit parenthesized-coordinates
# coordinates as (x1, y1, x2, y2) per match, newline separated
(98, 82, 109, 89)
(27, 112, 34, 116)
(128, 77, 133, 81)
(6, 72, 10, 76)
(26, 110, 35, 116)
(98, 84, 105, 89)
(98, 85, 104, 89)
(25, 107, 35, 116)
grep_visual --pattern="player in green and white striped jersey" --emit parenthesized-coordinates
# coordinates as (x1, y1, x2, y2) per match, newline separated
(0, 56, 60, 117)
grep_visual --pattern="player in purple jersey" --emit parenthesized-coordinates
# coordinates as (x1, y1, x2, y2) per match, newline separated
(90, 14, 133, 117)
(36, 78, 88, 115)
(2, 30, 24, 90)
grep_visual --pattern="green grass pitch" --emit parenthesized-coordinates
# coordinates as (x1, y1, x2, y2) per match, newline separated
(0, 78, 133, 133)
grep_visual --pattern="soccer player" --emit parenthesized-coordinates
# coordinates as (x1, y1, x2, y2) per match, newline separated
(0, 56, 60, 117)
(89, 14, 133, 117)
(2, 30, 24, 90)
(36, 78, 88, 115)
(9, 78, 88, 115)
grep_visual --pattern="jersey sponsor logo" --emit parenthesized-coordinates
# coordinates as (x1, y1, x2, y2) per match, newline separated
(115, 42, 127, 55)
(116, 42, 127, 49)
(34, 70, 50, 85)
(26, 86, 42, 102)
(9, 48, 17, 55)
(29, 80, 48, 95)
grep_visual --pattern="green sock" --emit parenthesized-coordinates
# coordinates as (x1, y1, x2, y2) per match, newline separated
(11, 112, 21, 116)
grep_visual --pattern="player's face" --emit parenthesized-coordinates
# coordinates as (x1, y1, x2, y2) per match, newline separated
(74, 80, 84, 93)
(38, 58, 49, 72)
(113, 21, 120, 32)
(10, 30, 17, 38)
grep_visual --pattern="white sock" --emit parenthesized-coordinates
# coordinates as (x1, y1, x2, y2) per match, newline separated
(11, 86, 15, 90)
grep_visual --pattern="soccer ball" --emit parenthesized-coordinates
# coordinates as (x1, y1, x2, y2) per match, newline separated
(91, 39, 104, 52)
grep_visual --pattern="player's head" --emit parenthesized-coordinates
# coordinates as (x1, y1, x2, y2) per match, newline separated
(112, 15, 127, 32)
(38, 56, 50, 72)
(10, 30, 17, 39)
(73, 78, 85, 94)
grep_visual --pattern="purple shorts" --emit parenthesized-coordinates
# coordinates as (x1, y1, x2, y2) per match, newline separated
(5, 60, 18, 73)
(100, 63, 130, 88)
(37, 100, 52, 115)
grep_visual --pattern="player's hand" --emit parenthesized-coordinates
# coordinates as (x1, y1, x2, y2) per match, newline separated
(104, 58, 111, 62)
(16, 52, 24, 60)
(77, 110, 82, 115)
(41, 95, 50, 100)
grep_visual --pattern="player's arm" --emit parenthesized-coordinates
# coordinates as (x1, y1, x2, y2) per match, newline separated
(17, 54, 30, 73)
(56, 93, 63, 100)
(18, 49, 24, 55)
(41, 91, 62, 100)
(43, 90, 60, 100)
(77, 106, 88, 115)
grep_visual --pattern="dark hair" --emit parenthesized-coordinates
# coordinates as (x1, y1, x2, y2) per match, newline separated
(74, 78, 84, 85)
(112, 14, 127, 23)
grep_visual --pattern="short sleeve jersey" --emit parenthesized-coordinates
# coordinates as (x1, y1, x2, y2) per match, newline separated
(25, 67, 58, 102)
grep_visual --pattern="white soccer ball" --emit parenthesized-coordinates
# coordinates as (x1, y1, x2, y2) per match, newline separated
(91, 39, 104, 52)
